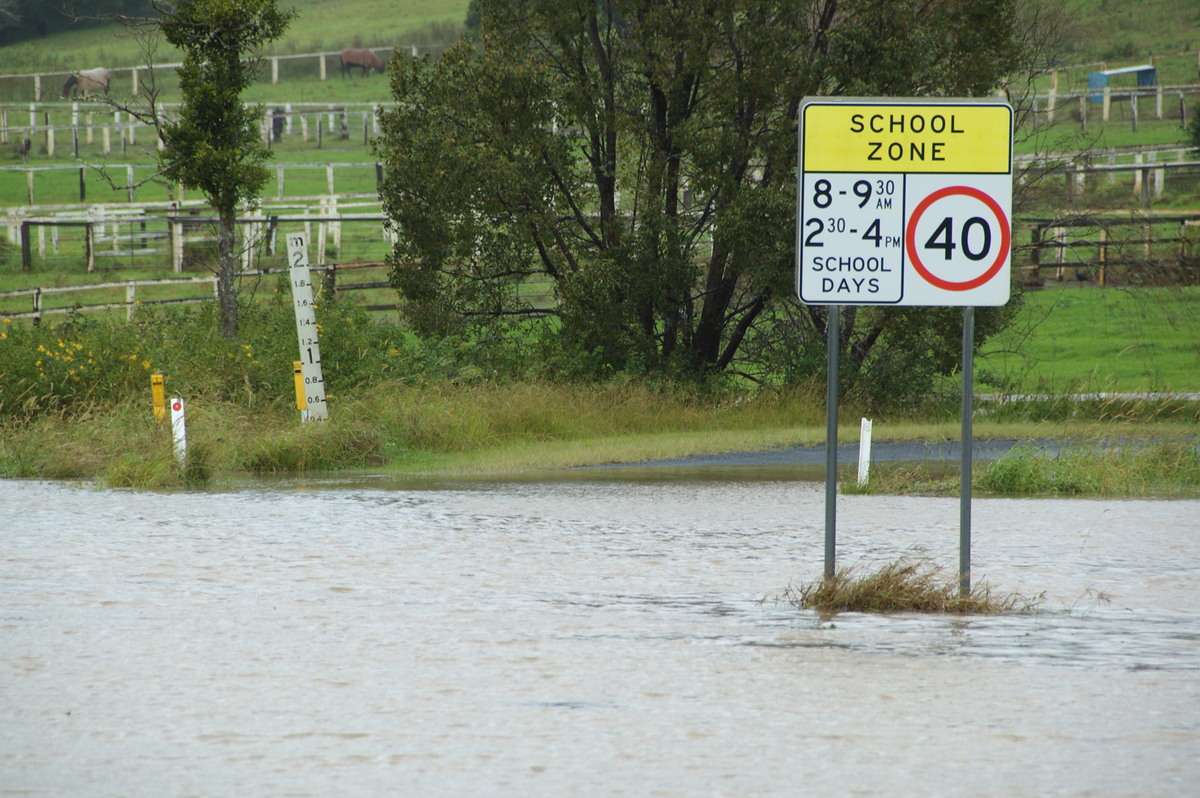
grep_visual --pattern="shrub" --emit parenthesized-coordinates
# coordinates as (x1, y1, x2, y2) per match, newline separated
(0, 281, 418, 421)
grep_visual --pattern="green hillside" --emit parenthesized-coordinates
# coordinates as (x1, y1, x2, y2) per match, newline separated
(1065, 0, 1200, 62)
(0, 0, 471, 73)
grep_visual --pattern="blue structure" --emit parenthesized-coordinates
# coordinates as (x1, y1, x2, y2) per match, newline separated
(1088, 65, 1157, 102)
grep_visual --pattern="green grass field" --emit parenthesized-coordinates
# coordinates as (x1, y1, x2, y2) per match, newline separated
(977, 284, 1200, 393)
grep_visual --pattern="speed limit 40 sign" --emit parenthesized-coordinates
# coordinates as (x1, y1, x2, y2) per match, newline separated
(796, 98, 1013, 306)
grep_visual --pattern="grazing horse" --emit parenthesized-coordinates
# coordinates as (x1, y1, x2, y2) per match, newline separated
(62, 68, 110, 98)
(339, 48, 385, 77)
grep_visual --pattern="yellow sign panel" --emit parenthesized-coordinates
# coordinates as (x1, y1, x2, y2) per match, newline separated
(802, 102, 1012, 174)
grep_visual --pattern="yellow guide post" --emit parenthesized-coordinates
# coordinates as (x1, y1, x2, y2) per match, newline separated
(293, 361, 306, 413)
(150, 373, 165, 423)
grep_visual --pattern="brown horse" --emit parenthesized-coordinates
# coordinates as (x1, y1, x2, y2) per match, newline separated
(62, 68, 110, 98)
(339, 48, 385, 77)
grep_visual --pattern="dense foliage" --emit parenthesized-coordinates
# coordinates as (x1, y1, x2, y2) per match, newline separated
(0, 1, 155, 44)
(375, 0, 1057, 401)
(0, 282, 412, 422)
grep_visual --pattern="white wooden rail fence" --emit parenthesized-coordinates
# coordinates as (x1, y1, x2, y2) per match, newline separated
(0, 43, 448, 101)
(6, 207, 394, 274)
(0, 102, 384, 163)
(1, 159, 383, 206)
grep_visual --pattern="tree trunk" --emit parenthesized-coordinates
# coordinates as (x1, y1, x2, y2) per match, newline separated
(216, 205, 239, 338)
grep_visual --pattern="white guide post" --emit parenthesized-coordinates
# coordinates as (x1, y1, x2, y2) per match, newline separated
(285, 232, 329, 421)
(170, 397, 187, 466)
(857, 418, 873, 486)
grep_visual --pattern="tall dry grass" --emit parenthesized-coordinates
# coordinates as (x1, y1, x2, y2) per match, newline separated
(789, 559, 1040, 615)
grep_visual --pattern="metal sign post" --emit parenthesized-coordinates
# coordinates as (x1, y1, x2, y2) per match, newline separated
(960, 306, 975, 595)
(824, 306, 839, 579)
(285, 232, 329, 422)
(796, 97, 1012, 588)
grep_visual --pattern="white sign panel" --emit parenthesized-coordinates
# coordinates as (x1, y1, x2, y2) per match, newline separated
(797, 98, 1013, 306)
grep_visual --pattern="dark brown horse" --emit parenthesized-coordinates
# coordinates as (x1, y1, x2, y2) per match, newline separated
(62, 68, 110, 98)
(339, 48, 385, 77)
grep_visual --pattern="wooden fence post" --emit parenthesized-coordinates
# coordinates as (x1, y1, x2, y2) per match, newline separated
(85, 222, 95, 273)
(1097, 227, 1107, 286)
(20, 220, 31, 271)
(1054, 226, 1065, 281)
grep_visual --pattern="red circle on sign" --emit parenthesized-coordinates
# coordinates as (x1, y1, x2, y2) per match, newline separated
(905, 185, 1010, 291)
(172, 400, 182, 411)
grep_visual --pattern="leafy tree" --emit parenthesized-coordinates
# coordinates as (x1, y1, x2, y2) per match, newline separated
(464, 0, 480, 39)
(376, 0, 1062, 391)
(115, 0, 294, 338)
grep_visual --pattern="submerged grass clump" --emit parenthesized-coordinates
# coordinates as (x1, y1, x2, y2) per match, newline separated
(789, 559, 1038, 615)
(978, 440, 1200, 497)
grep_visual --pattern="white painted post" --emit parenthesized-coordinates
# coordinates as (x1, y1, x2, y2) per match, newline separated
(170, 397, 187, 466)
(857, 418, 873, 486)
(285, 232, 329, 421)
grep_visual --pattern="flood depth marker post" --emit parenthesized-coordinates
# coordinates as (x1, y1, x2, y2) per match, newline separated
(796, 97, 1013, 593)
(285, 232, 329, 422)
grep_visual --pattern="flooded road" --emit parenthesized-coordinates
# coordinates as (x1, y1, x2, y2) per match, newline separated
(3, 474, 1198, 796)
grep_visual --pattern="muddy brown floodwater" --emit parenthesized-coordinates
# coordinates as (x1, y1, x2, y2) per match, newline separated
(2, 473, 1198, 796)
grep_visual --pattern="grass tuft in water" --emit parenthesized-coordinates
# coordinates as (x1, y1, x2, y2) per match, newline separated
(978, 440, 1200, 497)
(788, 559, 1039, 615)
